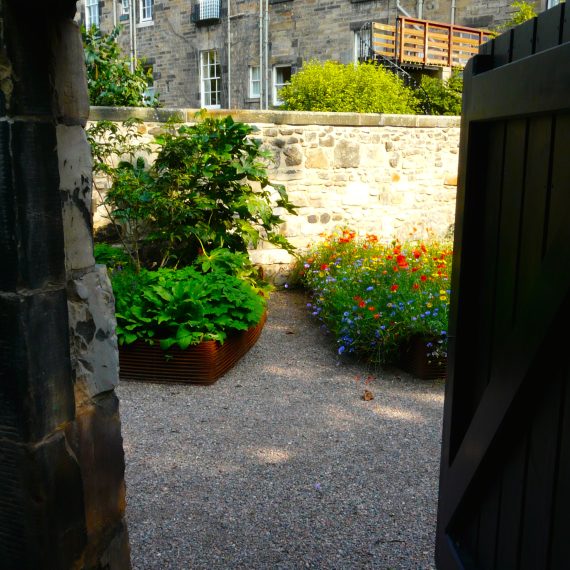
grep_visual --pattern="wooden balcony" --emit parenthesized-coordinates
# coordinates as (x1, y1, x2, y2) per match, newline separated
(366, 17, 495, 69)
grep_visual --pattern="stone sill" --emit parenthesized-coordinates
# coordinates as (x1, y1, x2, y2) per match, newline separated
(89, 107, 461, 128)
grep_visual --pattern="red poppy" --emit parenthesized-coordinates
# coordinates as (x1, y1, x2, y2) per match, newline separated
(359, 301, 366, 308)
(420, 275, 427, 282)
(413, 250, 421, 259)
(391, 284, 399, 292)
(373, 313, 380, 319)
(413, 283, 419, 290)
(320, 264, 329, 271)
(396, 254, 408, 268)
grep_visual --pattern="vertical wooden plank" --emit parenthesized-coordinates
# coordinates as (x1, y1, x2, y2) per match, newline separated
(518, 369, 564, 570)
(535, 3, 565, 52)
(511, 18, 536, 61)
(493, 29, 513, 66)
(449, 122, 505, 459)
(562, 2, 570, 44)
(549, 371, 570, 568)
(495, 432, 529, 568)
(476, 476, 502, 570)
(479, 37, 494, 57)
(515, 116, 552, 320)
(491, 120, 527, 361)
(545, 113, 570, 254)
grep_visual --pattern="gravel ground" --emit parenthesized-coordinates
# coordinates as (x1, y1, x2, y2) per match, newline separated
(118, 289, 445, 570)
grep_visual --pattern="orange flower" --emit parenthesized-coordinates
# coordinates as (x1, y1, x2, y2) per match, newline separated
(373, 313, 380, 319)
(413, 283, 419, 290)
(368, 306, 376, 311)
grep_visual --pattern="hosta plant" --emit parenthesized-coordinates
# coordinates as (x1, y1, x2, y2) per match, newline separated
(300, 229, 453, 365)
(111, 248, 268, 350)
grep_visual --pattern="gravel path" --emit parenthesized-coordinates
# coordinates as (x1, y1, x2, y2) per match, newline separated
(118, 290, 445, 569)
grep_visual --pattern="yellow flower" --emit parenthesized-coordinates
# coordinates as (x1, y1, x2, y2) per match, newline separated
(439, 295, 447, 301)
(426, 302, 433, 308)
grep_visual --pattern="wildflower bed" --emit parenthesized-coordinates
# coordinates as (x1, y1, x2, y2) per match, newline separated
(301, 229, 453, 366)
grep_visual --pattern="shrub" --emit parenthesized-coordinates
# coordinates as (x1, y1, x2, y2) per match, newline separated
(87, 113, 298, 269)
(300, 229, 453, 365)
(278, 60, 418, 114)
(497, 1, 537, 31)
(112, 248, 267, 349)
(82, 25, 157, 107)
(415, 71, 463, 116)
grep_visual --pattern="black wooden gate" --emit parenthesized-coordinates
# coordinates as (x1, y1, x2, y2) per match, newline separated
(436, 5, 570, 568)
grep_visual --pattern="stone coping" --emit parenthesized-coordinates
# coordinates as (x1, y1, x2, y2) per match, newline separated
(89, 107, 461, 128)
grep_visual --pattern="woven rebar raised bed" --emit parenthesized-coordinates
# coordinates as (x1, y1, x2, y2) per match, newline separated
(119, 312, 267, 384)
(398, 335, 447, 380)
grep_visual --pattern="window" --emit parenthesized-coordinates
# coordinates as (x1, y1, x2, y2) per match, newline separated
(143, 65, 158, 105)
(547, 0, 560, 8)
(200, 50, 222, 108)
(249, 66, 261, 99)
(273, 65, 291, 106)
(122, 0, 130, 15)
(354, 29, 370, 64)
(139, 0, 153, 22)
(85, 0, 100, 28)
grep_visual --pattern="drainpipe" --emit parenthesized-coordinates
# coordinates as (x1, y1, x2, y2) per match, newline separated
(451, 0, 456, 24)
(113, 0, 117, 27)
(417, 0, 423, 19)
(264, 0, 269, 109)
(396, 0, 412, 17)
(133, 0, 138, 65)
(129, 0, 135, 71)
(227, 0, 231, 108)
(259, 0, 263, 109)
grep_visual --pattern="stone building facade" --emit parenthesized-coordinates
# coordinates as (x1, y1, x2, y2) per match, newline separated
(78, 0, 559, 109)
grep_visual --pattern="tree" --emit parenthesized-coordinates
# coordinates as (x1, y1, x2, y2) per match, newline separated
(497, 1, 537, 31)
(278, 60, 418, 114)
(82, 25, 157, 107)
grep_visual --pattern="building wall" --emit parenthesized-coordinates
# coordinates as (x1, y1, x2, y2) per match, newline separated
(77, 0, 547, 109)
(89, 107, 460, 283)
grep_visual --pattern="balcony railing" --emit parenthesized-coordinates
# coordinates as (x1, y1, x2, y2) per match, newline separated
(366, 17, 494, 69)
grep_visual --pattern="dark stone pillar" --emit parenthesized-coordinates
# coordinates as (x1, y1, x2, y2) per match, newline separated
(0, 1, 130, 568)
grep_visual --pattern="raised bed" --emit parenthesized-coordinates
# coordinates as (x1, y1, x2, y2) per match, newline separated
(119, 312, 267, 384)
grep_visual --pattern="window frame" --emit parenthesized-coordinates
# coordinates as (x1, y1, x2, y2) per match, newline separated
(249, 66, 261, 99)
(121, 0, 130, 15)
(272, 65, 292, 106)
(85, 0, 100, 28)
(139, 0, 153, 22)
(200, 49, 222, 109)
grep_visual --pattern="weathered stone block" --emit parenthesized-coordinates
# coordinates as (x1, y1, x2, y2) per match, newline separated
(11, 122, 66, 290)
(53, 20, 90, 126)
(283, 146, 303, 166)
(65, 393, 130, 569)
(334, 140, 360, 168)
(68, 266, 119, 402)
(305, 147, 329, 169)
(0, 289, 74, 443)
(58, 125, 95, 271)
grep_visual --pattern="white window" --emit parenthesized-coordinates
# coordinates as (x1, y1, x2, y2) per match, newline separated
(547, 0, 560, 8)
(85, 0, 100, 28)
(249, 66, 261, 99)
(272, 65, 291, 106)
(200, 50, 222, 108)
(122, 0, 130, 15)
(139, 0, 153, 22)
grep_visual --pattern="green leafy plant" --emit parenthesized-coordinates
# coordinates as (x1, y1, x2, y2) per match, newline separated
(415, 71, 463, 116)
(112, 249, 267, 349)
(300, 229, 453, 365)
(497, 1, 537, 31)
(90, 113, 298, 269)
(278, 60, 418, 114)
(94, 243, 132, 270)
(82, 25, 157, 107)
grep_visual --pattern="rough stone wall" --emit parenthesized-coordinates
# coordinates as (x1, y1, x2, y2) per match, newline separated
(0, 1, 130, 568)
(78, 0, 530, 109)
(89, 108, 460, 284)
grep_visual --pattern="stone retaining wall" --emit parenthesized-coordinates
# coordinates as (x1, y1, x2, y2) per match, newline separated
(89, 108, 460, 283)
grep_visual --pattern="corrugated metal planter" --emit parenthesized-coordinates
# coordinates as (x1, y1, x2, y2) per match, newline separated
(119, 312, 267, 384)
(398, 335, 447, 380)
